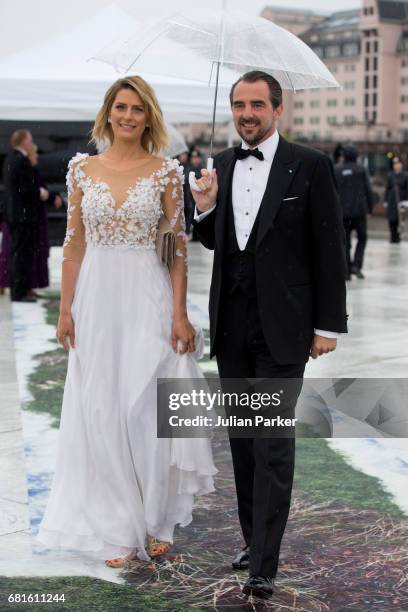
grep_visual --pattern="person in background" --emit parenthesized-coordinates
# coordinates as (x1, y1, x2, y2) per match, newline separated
(27, 143, 63, 295)
(0, 198, 9, 295)
(384, 156, 408, 244)
(335, 145, 374, 280)
(189, 147, 204, 172)
(333, 143, 345, 165)
(2, 130, 44, 302)
(177, 151, 188, 166)
(0, 143, 63, 296)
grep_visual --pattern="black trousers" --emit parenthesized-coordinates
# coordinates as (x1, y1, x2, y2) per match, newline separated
(343, 215, 367, 273)
(9, 222, 36, 301)
(215, 289, 306, 578)
(389, 220, 400, 243)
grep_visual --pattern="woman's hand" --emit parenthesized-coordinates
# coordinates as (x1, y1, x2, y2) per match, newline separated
(172, 316, 196, 354)
(56, 311, 75, 351)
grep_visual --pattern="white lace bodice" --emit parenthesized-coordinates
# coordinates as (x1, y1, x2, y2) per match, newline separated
(63, 152, 186, 265)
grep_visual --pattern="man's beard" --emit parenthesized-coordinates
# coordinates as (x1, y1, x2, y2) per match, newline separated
(237, 121, 271, 147)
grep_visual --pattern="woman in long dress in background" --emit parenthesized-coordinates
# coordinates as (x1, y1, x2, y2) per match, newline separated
(37, 76, 216, 566)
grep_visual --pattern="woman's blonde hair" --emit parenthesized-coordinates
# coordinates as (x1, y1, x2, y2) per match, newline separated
(91, 76, 168, 154)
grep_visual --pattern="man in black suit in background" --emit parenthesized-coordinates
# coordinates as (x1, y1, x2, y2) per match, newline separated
(191, 71, 347, 600)
(3, 130, 42, 302)
(334, 144, 374, 280)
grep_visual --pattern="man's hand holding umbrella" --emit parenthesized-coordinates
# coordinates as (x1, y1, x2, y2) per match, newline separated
(190, 169, 218, 213)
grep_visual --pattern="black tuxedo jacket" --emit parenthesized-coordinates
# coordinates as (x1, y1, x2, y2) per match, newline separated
(193, 135, 348, 364)
(3, 150, 39, 224)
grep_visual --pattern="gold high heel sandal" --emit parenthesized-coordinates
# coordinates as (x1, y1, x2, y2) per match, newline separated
(105, 549, 138, 568)
(147, 536, 172, 558)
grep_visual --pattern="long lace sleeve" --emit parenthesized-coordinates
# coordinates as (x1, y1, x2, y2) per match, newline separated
(161, 159, 187, 271)
(62, 156, 86, 264)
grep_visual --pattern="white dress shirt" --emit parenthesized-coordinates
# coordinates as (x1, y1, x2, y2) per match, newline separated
(194, 131, 279, 240)
(194, 130, 339, 340)
(232, 129, 279, 250)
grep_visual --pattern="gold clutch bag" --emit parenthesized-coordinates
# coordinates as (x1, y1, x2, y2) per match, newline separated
(156, 215, 176, 267)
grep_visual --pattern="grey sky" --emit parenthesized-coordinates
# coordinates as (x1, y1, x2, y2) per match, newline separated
(0, 0, 361, 57)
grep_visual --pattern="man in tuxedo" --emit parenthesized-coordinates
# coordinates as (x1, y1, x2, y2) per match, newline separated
(191, 71, 347, 600)
(3, 130, 42, 302)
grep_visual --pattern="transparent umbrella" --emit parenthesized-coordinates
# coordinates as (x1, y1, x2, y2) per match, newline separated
(164, 123, 189, 158)
(91, 7, 339, 179)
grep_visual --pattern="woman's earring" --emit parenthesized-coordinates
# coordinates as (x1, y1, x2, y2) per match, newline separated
(108, 118, 111, 123)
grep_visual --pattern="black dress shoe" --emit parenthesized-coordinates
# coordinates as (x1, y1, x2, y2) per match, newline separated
(242, 575, 274, 599)
(232, 545, 250, 570)
(351, 265, 365, 279)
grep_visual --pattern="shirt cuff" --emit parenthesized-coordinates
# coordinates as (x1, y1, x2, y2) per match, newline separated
(194, 204, 216, 222)
(314, 329, 340, 339)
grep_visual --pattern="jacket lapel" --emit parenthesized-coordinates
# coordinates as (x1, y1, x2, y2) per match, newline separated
(215, 150, 236, 252)
(256, 136, 300, 248)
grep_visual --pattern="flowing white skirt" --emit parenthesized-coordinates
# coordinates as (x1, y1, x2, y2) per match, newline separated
(37, 245, 217, 560)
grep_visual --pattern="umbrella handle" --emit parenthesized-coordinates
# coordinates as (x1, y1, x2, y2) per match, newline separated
(188, 157, 214, 192)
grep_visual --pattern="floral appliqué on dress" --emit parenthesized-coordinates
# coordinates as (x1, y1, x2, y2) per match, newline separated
(63, 153, 187, 269)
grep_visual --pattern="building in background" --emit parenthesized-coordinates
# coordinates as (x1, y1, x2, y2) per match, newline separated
(261, 0, 408, 148)
(260, 5, 326, 36)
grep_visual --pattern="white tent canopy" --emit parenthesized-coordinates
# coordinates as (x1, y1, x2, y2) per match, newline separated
(0, 4, 232, 123)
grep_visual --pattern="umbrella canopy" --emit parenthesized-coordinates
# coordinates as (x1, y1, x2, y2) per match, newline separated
(164, 123, 189, 157)
(92, 9, 339, 91)
(91, 7, 339, 168)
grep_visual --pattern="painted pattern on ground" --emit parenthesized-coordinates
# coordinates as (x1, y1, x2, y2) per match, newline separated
(1, 296, 407, 611)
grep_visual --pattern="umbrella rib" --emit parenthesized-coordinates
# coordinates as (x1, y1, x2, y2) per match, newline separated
(210, 61, 221, 157)
(285, 69, 296, 93)
(208, 62, 215, 87)
(123, 23, 172, 74)
(168, 19, 217, 39)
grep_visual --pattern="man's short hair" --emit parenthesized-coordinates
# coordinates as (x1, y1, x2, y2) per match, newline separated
(10, 129, 30, 148)
(229, 71, 283, 109)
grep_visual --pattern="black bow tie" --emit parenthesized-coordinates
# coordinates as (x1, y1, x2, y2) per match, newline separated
(234, 146, 264, 161)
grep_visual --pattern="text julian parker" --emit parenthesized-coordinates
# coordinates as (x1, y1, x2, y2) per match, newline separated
(169, 415, 298, 427)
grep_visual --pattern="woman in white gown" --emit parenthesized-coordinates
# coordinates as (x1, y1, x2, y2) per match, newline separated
(37, 76, 216, 566)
